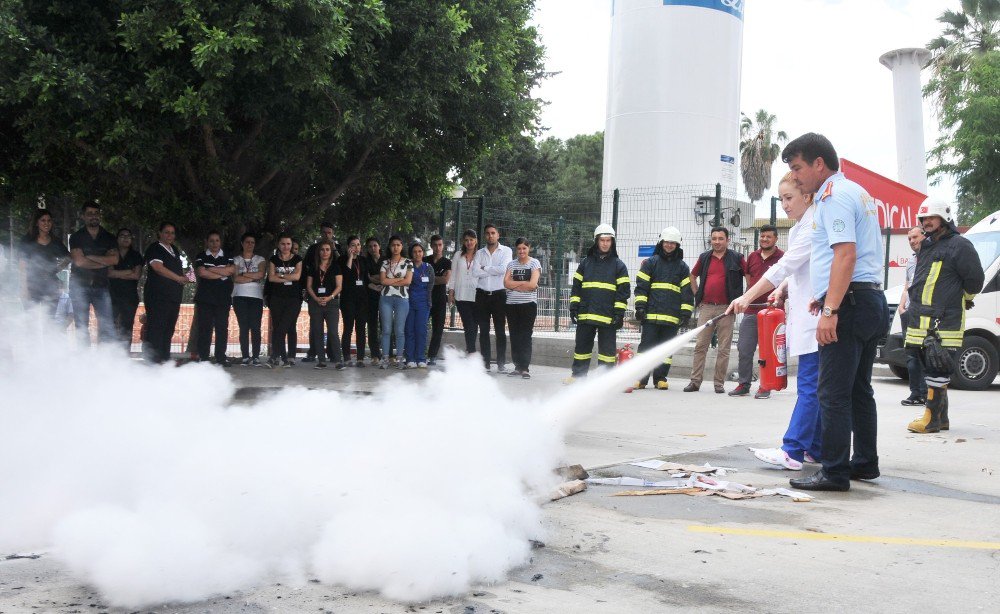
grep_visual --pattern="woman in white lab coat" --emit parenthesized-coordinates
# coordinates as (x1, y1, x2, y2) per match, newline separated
(728, 172, 820, 470)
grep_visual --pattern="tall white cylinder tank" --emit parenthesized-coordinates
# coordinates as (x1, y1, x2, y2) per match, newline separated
(879, 48, 931, 194)
(602, 0, 745, 193)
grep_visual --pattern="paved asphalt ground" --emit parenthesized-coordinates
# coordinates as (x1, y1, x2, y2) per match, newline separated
(2, 359, 999, 613)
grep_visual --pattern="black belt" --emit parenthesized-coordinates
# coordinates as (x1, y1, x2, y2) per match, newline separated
(477, 288, 503, 296)
(848, 282, 882, 291)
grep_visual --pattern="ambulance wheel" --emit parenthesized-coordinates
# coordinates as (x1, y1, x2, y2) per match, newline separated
(951, 335, 998, 391)
(889, 365, 909, 381)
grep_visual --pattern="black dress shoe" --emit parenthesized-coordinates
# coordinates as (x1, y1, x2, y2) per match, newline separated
(850, 469, 880, 480)
(789, 471, 850, 492)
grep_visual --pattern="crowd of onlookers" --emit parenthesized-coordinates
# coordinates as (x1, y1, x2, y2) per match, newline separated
(14, 203, 541, 376)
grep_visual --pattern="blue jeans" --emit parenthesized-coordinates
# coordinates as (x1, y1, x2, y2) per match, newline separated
(404, 300, 431, 363)
(817, 289, 889, 484)
(69, 284, 115, 344)
(380, 295, 409, 361)
(782, 351, 821, 462)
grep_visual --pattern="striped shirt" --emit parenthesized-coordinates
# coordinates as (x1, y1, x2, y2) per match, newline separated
(506, 258, 540, 304)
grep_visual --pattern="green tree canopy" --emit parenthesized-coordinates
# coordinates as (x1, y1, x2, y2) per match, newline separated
(0, 0, 544, 250)
(926, 0, 1000, 222)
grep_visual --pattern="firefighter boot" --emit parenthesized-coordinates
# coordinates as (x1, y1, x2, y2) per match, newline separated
(940, 386, 950, 431)
(656, 380, 669, 390)
(907, 386, 945, 434)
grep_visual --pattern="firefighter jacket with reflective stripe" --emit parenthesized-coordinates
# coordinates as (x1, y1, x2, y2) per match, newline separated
(634, 247, 693, 326)
(904, 227, 984, 348)
(570, 253, 630, 327)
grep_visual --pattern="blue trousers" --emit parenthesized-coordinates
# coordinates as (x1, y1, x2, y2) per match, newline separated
(817, 289, 888, 484)
(69, 284, 115, 344)
(404, 300, 430, 363)
(380, 295, 409, 361)
(782, 351, 821, 462)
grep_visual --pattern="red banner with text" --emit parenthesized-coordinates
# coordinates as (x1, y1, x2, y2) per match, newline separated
(842, 159, 925, 230)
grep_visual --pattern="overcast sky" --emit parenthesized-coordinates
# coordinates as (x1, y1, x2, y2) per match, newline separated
(529, 0, 959, 214)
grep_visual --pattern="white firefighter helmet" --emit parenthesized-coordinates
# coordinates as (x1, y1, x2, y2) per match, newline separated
(658, 226, 682, 244)
(916, 198, 954, 223)
(594, 223, 616, 239)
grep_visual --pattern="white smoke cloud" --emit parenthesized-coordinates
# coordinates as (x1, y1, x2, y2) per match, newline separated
(0, 305, 703, 608)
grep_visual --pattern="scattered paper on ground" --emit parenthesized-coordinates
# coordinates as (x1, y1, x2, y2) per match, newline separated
(590, 473, 812, 502)
(550, 479, 587, 501)
(629, 460, 737, 476)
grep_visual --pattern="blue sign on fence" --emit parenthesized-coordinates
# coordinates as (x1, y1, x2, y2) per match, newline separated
(638, 245, 655, 258)
(662, 0, 744, 21)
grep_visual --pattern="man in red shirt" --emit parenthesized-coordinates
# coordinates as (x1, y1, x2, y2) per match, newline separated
(729, 224, 784, 398)
(685, 227, 749, 393)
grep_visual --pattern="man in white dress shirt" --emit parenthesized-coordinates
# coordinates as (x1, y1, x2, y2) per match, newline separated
(471, 224, 513, 372)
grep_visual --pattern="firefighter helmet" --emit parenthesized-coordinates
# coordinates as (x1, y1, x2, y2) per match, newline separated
(658, 226, 682, 244)
(594, 223, 616, 239)
(916, 198, 953, 223)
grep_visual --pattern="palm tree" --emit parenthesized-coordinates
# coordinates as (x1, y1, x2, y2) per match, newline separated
(739, 110, 787, 203)
(926, 0, 1000, 112)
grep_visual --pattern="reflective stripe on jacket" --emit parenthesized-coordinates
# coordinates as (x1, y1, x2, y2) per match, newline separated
(570, 253, 630, 326)
(904, 228, 984, 348)
(634, 247, 693, 325)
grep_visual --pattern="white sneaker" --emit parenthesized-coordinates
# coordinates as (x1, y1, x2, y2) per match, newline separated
(750, 447, 803, 471)
(417, 362, 427, 369)
(405, 362, 417, 369)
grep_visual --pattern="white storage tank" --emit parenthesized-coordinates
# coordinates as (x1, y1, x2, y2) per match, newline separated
(601, 0, 746, 275)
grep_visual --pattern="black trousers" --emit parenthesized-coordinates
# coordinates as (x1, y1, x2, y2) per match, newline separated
(111, 295, 139, 349)
(196, 301, 231, 361)
(817, 289, 889, 485)
(340, 296, 367, 362)
(233, 296, 263, 359)
(269, 295, 301, 360)
(456, 300, 478, 353)
(144, 299, 180, 363)
(367, 290, 382, 359)
(637, 322, 679, 385)
(475, 289, 507, 366)
(506, 302, 537, 371)
(571, 322, 616, 377)
(428, 291, 447, 359)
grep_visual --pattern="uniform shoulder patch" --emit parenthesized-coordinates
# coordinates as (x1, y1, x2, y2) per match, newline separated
(832, 219, 846, 233)
(819, 181, 833, 202)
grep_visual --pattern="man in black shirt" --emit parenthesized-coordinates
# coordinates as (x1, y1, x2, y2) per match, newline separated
(69, 201, 119, 344)
(427, 234, 452, 365)
(194, 231, 236, 366)
(107, 228, 144, 350)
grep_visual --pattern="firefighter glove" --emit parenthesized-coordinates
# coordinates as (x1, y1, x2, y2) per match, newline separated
(635, 308, 646, 322)
(922, 331, 955, 374)
(613, 314, 624, 330)
(965, 299, 975, 310)
(569, 308, 578, 324)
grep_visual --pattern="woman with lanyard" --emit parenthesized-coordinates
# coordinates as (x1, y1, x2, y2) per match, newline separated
(404, 242, 434, 368)
(339, 235, 369, 367)
(378, 235, 413, 369)
(266, 233, 303, 368)
(143, 222, 193, 363)
(232, 233, 267, 366)
(503, 237, 541, 379)
(306, 238, 344, 370)
(447, 229, 479, 354)
(19, 209, 70, 318)
(728, 172, 820, 471)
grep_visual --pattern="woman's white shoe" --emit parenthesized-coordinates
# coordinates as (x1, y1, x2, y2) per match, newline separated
(750, 447, 803, 471)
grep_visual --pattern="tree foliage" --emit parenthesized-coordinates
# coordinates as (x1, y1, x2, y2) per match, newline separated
(926, 0, 1000, 222)
(0, 0, 544, 250)
(738, 109, 786, 204)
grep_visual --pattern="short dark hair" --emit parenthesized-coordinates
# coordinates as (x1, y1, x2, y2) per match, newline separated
(346, 234, 360, 245)
(240, 232, 256, 243)
(277, 232, 293, 242)
(206, 230, 221, 239)
(429, 234, 443, 243)
(710, 226, 729, 239)
(117, 228, 132, 237)
(408, 242, 424, 258)
(514, 237, 530, 248)
(388, 234, 403, 246)
(781, 132, 840, 171)
(81, 200, 100, 212)
(365, 236, 379, 246)
(158, 222, 175, 232)
(320, 221, 334, 231)
(759, 224, 778, 236)
(483, 223, 498, 233)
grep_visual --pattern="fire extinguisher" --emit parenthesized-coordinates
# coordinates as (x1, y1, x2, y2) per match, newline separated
(618, 343, 636, 393)
(617, 343, 635, 365)
(756, 305, 788, 392)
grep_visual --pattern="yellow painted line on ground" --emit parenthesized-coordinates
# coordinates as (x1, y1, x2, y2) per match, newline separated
(687, 525, 1000, 550)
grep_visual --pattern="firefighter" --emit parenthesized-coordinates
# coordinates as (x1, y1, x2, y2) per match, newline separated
(904, 198, 984, 433)
(564, 224, 630, 384)
(632, 227, 693, 389)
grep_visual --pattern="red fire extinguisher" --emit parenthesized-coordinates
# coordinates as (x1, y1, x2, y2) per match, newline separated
(757, 305, 788, 392)
(619, 343, 636, 393)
